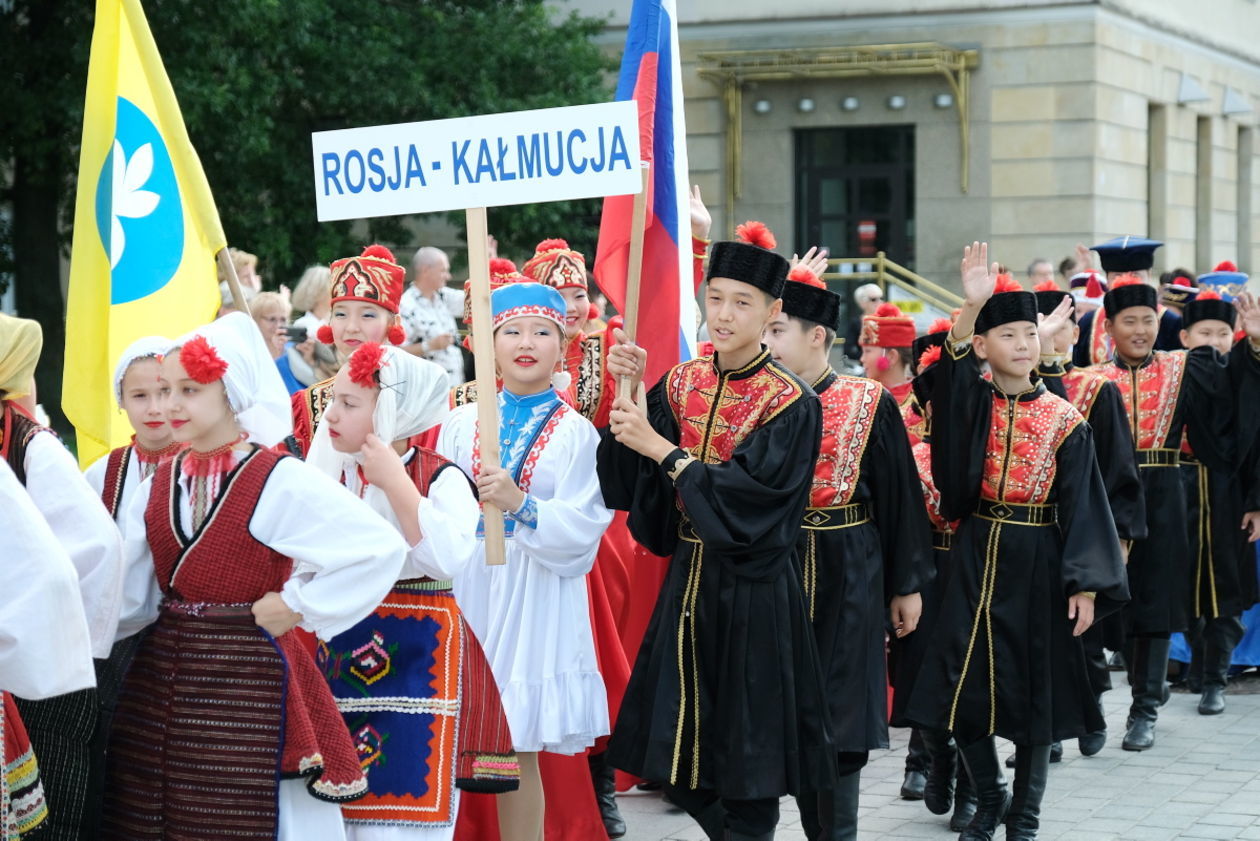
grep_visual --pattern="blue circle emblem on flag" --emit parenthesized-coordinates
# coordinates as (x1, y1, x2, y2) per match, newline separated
(95, 97, 184, 305)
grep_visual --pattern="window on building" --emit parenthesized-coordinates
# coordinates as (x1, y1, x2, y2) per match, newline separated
(794, 126, 916, 269)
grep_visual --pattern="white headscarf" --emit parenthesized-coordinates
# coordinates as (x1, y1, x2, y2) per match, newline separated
(113, 336, 173, 404)
(175, 312, 292, 446)
(307, 345, 450, 525)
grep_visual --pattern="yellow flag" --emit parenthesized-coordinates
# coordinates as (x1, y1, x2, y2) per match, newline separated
(63, 0, 224, 467)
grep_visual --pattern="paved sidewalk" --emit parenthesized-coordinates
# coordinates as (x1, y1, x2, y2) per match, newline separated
(619, 686, 1260, 840)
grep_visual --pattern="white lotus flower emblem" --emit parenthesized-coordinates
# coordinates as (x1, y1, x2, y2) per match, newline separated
(109, 140, 160, 268)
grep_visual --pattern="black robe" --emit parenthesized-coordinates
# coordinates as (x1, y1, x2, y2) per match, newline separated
(597, 350, 837, 799)
(1181, 447, 1259, 618)
(797, 371, 932, 753)
(905, 340, 1128, 746)
(1093, 343, 1258, 635)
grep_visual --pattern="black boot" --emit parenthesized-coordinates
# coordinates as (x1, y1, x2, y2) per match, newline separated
(919, 730, 957, 815)
(1123, 637, 1171, 751)
(949, 760, 977, 832)
(1078, 694, 1107, 756)
(1199, 617, 1243, 715)
(1004, 744, 1051, 840)
(956, 738, 1010, 841)
(817, 771, 859, 841)
(725, 833, 774, 841)
(663, 785, 724, 841)
(589, 750, 626, 838)
(1006, 741, 1060, 768)
(901, 729, 928, 800)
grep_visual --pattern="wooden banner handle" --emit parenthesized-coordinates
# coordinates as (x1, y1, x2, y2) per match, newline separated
(617, 163, 651, 400)
(465, 208, 507, 566)
(216, 247, 251, 318)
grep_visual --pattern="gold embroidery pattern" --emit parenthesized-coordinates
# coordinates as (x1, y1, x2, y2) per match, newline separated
(1063, 368, 1107, 418)
(665, 355, 804, 464)
(450, 381, 480, 408)
(1101, 350, 1186, 450)
(576, 332, 605, 422)
(810, 375, 881, 508)
(981, 394, 1083, 504)
(912, 441, 953, 534)
(304, 378, 335, 438)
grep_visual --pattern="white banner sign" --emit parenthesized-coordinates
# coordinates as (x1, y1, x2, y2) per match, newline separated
(311, 101, 642, 221)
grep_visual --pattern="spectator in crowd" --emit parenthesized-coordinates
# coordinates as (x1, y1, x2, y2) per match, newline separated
(1027, 258, 1056, 287)
(401, 246, 465, 387)
(844, 282, 884, 360)
(250, 291, 307, 394)
(288, 264, 338, 384)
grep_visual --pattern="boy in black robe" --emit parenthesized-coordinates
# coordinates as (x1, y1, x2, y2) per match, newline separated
(1090, 277, 1260, 751)
(906, 243, 1129, 841)
(1176, 289, 1260, 715)
(597, 223, 835, 841)
(763, 265, 933, 840)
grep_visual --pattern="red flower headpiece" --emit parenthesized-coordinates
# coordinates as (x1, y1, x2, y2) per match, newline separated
(735, 220, 776, 250)
(917, 344, 942, 370)
(347, 342, 387, 389)
(1033, 279, 1061, 292)
(787, 265, 826, 289)
(179, 335, 228, 384)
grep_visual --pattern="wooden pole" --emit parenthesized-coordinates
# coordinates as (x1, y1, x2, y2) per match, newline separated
(465, 208, 506, 566)
(216, 247, 251, 318)
(617, 163, 652, 400)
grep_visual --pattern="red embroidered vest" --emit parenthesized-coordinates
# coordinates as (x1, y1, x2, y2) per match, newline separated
(981, 391, 1083, 504)
(1062, 367, 1108, 419)
(1095, 350, 1186, 450)
(810, 373, 882, 508)
(665, 352, 804, 464)
(101, 446, 132, 519)
(912, 440, 955, 534)
(0, 402, 46, 486)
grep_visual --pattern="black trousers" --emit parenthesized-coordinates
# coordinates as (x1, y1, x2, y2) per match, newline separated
(664, 784, 780, 835)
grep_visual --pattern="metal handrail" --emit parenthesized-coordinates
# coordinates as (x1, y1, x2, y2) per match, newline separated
(822, 252, 962, 314)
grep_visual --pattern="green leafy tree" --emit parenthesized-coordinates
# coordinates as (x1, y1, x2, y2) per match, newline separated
(1, 0, 613, 432)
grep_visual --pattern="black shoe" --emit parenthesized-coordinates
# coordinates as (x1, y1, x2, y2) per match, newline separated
(900, 769, 926, 801)
(957, 738, 1011, 841)
(1108, 651, 1126, 671)
(1078, 730, 1106, 756)
(1049, 742, 1062, 763)
(950, 763, 977, 833)
(1123, 717, 1156, 751)
(920, 731, 957, 816)
(589, 751, 627, 838)
(1122, 637, 1170, 751)
(1004, 745, 1051, 841)
(1199, 684, 1226, 715)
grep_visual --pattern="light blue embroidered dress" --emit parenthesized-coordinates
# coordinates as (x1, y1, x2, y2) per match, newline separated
(438, 388, 612, 754)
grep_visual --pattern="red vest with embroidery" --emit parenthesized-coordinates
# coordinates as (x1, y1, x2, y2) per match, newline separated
(1088, 311, 1112, 365)
(1062, 367, 1108, 419)
(290, 377, 335, 458)
(101, 446, 132, 519)
(912, 440, 955, 534)
(981, 392, 1083, 504)
(810, 373, 882, 508)
(0, 402, 46, 486)
(564, 329, 614, 427)
(1095, 350, 1187, 450)
(664, 353, 804, 464)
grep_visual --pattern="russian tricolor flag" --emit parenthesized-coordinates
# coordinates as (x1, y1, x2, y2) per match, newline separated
(595, 0, 695, 389)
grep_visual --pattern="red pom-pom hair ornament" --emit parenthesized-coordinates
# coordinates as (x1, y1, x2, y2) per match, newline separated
(993, 274, 1023, 293)
(917, 344, 943, 371)
(786, 265, 826, 289)
(316, 324, 335, 345)
(347, 342, 387, 389)
(1216, 260, 1238, 273)
(179, 334, 229, 384)
(1033, 279, 1060, 292)
(735, 220, 776, 250)
(387, 324, 406, 345)
(874, 302, 904, 318)
(926, 318, 954, 335)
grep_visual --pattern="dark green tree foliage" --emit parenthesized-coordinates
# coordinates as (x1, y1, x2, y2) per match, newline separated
(1, 0, 613, 430)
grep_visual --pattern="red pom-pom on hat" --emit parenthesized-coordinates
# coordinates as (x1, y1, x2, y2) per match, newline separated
(874, 302, 903, 317)
(1110, 275, 1145, 289)
(735, 221, 777, 250)
(1173, 276, 1193, 287)
(316, 324, 335, 345)
(348, 342, 387, 389)
(927, 318, 954, 335)
(787, 265, 826, 289)
(489, 257, 519, 276)
(1085, 272, 1106, 299)
(1215, 260, 1238, 272)
(1033, 279, 1060, 292)
(917, 345, 942, 370)
(534, 238, 570, 253)
(994, 274, 1023, 293)
(360, 244, 397, 263)
(1196, 289, 1223, 301)
(179, 335, 229, 384)
(387, 324, 406, 346)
